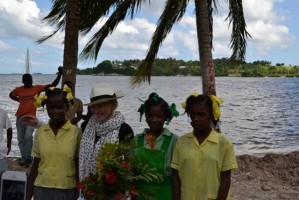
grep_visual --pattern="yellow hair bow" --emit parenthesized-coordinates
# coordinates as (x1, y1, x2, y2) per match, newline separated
(34, 93, 47, 108)
(181, 92, 199, 109)
(209, 95, 224, 120)
(62, 84, 74, 101)
(49, 86, 55, 91)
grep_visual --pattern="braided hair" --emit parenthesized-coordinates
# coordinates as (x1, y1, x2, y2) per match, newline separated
(138, 93, 178, 125)
(185, 95, 221, 132)
(41, 87, 70, 109)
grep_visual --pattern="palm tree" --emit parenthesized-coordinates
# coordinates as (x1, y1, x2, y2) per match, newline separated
(63, 0, 79, 89)
(39, 0, 249, 95)
(37, 0, 80, 92)
(79, 0, 250, 95)
(37, 0, 144, 93)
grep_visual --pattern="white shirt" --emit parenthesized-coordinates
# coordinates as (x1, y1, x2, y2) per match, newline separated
(0, 109, 12, 159)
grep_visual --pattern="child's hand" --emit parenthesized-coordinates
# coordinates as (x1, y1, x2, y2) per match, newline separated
(20, 115, 39, 127)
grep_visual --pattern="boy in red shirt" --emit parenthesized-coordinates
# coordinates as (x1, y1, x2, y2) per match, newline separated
(9, 66, 63, 167)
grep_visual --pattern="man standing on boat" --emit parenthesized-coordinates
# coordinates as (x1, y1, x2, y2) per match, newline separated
(9, 66, 63, 167)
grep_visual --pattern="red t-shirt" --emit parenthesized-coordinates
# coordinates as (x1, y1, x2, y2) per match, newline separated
(11, 85, 47, 117)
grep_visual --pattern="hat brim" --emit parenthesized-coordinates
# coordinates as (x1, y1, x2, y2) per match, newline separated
(84, 91, 124, 106)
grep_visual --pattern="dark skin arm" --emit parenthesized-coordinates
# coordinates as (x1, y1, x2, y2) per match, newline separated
(216, 170, 231, 200)
(9, 92, 19, 102)
(45, 66, 63, 89)
(173, 169, 181, 200)
(6, 128, 12, 155)
(27, 157, 40, 200)
(71, 110, 83, 125)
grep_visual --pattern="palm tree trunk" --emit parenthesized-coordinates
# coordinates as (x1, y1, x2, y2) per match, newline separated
(63, 0, 80, 94)
(194, 0, 216, 95)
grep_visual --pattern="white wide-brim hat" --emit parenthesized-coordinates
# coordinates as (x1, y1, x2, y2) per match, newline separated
(84, 83, 124, 106)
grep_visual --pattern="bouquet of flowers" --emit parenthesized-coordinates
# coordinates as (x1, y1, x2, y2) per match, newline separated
(78, 140, 163, 200)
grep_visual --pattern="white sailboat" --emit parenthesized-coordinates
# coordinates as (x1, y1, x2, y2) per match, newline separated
(25, 48, 31, 74)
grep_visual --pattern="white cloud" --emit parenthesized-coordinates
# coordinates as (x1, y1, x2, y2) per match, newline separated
(79, 18, 157, 61)
(243, 0, 294, 54)
(209, 0, 294, 59)
(0, 0, 41, 38)
(0, 0, 63, 47)
(0, 0, 297, 73)
(243, 0, 285, 22)
(0, 40, 13, 51)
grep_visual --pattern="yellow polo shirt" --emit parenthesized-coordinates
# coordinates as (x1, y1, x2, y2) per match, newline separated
(32, 120, 82, 189)
(171, 130, 238, 200)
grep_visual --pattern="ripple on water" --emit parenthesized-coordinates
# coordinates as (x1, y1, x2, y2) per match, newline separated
(1, 75, 298, 156)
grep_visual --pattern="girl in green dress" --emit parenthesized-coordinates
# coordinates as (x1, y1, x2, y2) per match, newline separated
(134, 93, 179, 200)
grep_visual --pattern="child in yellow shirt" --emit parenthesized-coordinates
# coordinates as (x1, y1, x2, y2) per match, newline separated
(27, 87, 81, 200)
(171, 94, 238, 200)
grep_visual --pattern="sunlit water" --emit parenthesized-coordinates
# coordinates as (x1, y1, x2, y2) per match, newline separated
(0, 75, 298, 156)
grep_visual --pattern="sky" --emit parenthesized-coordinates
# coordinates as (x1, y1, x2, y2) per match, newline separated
(0, 0, 298, 74)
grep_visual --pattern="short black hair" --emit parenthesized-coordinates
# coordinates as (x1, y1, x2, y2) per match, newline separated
(185, 94, 220, 131)
(22, 73, 32, 80)
(139, 93, 172, 123)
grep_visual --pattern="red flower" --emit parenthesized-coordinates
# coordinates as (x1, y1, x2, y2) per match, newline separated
(130, 187, 138, 197)
(122, 161, 130, 169)
(105, 172, 118, 184)
(85, 190, 96, 197)
(76, 181, 84, 190)
(146, 133, 156, 150)
(114, 192, 123, 200)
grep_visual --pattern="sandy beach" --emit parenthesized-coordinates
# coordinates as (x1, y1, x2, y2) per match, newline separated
(7, 150, 299, 200)
(231, 151, 299, 199)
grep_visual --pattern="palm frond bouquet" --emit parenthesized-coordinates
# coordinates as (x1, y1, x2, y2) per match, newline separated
(78, 140, 162, 200)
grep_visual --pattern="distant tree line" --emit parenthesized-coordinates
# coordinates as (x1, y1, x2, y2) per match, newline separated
(77, 58, 299, 77)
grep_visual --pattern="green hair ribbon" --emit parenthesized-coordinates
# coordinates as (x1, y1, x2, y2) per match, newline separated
(165, 103, 179, 125)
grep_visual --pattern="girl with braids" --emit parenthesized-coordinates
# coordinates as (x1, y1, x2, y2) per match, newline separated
(171, 93, 238, 200)
(27, 87, 82, 200)
(134, 93, 179, 200)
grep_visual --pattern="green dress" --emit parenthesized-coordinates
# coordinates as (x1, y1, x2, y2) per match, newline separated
(136, 129, 176, 200)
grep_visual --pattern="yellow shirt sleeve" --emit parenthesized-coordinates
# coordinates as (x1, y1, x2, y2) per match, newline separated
(32, 129, 40, 158)
(170, 138, 179, 170)
(221, 141, 238, 171)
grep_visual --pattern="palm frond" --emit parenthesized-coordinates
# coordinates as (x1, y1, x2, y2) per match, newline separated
(226, 0, 251, 62)
(127, 0, 151, 19)
(36, 30, 60, 44)
(130, 163, 163, 182)
(36, 0, 66, 43)
(130, 0, 189, 85)
(79, 0, 134, 61)
(79, 0, 119, 35)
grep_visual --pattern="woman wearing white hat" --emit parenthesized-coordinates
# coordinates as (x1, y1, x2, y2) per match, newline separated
(78, 83, 134, 182)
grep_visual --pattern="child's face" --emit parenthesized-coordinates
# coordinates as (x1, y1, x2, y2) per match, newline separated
(91, 101, 116, 122)
(189, 104, 212, 132)
(145, 105, 166, 133)
(46, 96, 68, 122)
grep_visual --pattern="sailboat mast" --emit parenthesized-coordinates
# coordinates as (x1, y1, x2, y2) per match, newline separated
(25, 48, 30, 74)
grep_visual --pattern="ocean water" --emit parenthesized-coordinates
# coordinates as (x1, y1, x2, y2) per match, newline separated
(0, 74, 298, 156)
